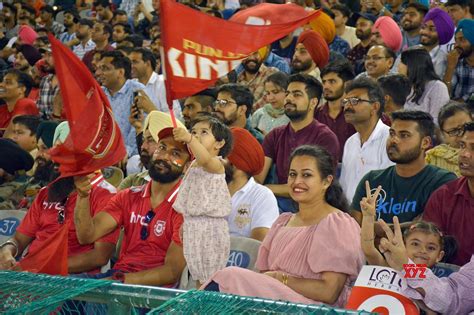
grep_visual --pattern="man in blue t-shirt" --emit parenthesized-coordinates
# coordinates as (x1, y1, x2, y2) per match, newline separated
(350, 110, 456, 226)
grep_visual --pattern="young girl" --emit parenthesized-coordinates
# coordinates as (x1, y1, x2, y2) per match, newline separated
(360, 181, 456, 268)
(173, 116, 233, 286)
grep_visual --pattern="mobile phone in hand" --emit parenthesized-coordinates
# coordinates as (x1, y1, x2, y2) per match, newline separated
(132, 91, 139, 119)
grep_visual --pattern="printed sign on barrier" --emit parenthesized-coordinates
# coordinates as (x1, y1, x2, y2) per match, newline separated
(345, 265, 419, 315)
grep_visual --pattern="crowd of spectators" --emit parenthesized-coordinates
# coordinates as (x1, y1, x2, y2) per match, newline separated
(0, 0, 473, 313)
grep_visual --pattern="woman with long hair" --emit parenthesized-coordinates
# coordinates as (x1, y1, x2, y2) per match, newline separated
(202, 145, 364, 308)
(399, 48, 450, 124)
(251, 72, 291, 135)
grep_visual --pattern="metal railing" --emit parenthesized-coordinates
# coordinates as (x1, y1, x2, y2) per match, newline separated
(2, 272, 372, 314)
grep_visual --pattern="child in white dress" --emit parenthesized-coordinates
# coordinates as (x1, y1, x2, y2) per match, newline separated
(173, 116, 233, 286)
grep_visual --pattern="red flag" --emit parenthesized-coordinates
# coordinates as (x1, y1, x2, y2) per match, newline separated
(230, 3, 319, 24)
(18, 224, 68, 276)
(47, 34, 126, 178)
(160, 0, 321, 103)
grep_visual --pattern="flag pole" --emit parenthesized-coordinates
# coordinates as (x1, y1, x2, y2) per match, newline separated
(159, 2, 177, 128)
(161, 46, 177, 128)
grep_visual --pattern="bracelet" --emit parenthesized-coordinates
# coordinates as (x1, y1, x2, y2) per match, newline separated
(362, 237, 375, 242)
(111, 272, 126, 283)
(281, 273, 288, 286)
(0, 239, 19, 257)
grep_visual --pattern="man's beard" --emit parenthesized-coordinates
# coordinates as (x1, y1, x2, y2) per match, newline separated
(387, 143, 422, 164)
(420, 35, 438, 47)
(148, 159, 183, 183)
(291, 58, 313, 73)
(402, 21, 420, 32)
(33, 157, 55, 184)
(324, 87, 344, 102)
(242, 59, 262, 74)
(356, 29, 371, 40)
(284, 103, 309, 122)
(140, 151, 151, 170)
(48, 176, 75, 203)
(214, 110, 238, 126)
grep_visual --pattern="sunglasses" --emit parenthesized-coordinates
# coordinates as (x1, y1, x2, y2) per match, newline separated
(57, 207, 65, 224)
(140, 209, 156, 240)
(57, 198, 68, 225)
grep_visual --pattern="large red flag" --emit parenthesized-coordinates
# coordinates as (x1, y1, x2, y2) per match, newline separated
(47, 34, 126, 178)
(160, 0, 321, 104)
(18, 224, 68, 276)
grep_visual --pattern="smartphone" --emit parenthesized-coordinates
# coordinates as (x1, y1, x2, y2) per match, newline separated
(132, 91, 139, 119)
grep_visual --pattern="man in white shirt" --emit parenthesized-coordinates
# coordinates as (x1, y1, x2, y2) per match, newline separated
(331, 4, 360, 49)
(226, 128, 279, 241)
(340, 77, 394, 202)
(419, 8, 455, 78)
(129, 47, 182, 119)
(72, 19, 96, 60)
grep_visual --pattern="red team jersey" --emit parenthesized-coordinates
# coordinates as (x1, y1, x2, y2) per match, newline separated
(17, 175, 119, 272)
(102, 181, 183, 274)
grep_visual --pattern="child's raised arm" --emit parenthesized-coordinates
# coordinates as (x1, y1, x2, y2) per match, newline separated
(173, 127, 224, 174)
(361, 181, 387, 266)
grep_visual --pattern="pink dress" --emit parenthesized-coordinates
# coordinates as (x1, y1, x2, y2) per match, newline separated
(174, 163, 231, 282)
(203, 211, 365, 308)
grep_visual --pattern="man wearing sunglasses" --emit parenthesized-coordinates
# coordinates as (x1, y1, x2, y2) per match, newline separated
(73, 127, 192, 286)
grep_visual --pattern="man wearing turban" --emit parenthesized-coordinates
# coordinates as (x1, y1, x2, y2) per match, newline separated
(420, 8, 455, 78)
(225, 128, 279, 241)
(291, 30, 329, 82)
(444, 18, 474, 101)
(119, 110, 186, 190)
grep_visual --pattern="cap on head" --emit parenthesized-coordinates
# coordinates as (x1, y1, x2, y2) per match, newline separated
(296, 30, 330, 68)
(373, 16, 403, 51)
(143, 110, 186, 143)
(456, 19, 474, 46)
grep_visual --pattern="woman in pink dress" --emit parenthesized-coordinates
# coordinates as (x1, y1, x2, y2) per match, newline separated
(203, 145, 365, 308)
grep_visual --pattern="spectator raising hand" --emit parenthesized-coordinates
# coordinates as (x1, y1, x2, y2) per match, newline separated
(378, 216, 409, 271)
(360, 181, 387, 266)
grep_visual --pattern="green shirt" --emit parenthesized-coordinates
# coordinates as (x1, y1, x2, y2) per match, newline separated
(351, 165, 456, 223)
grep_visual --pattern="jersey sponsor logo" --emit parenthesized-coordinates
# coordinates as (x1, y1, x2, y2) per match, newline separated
(130, 211, 149, 226)
(42, 201, 66, 211)
(130, 212, 167, 237)
(154, 220, 166, 236)
(371, 188, 417, 216)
